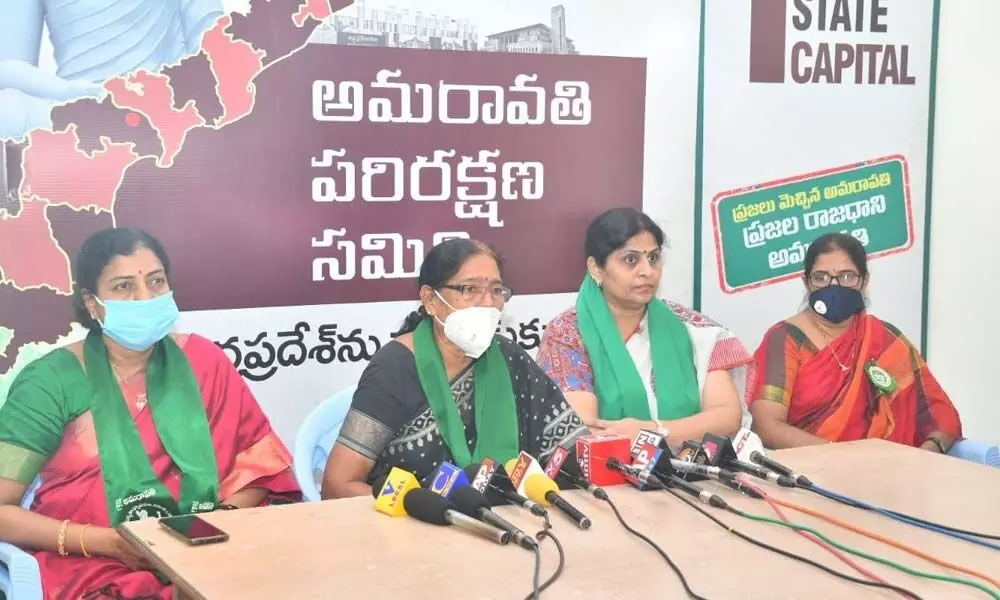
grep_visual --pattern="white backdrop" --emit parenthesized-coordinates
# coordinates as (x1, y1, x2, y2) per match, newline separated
(698, 0, 935, 348)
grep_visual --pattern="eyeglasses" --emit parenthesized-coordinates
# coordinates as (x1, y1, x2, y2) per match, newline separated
(440, 283, 513, 303)
(809, 270, 861, 288)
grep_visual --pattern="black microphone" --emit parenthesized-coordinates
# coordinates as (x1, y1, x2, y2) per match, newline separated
(557, 469, 609, 501)
(701, 434, 797, 488)
(665, 475, 729, 510)
(463, 463, 549, 518)
(402, 488, 511, 545)
(606, 456, 667, 490)
(727, 459, 796, 488)
(524, 473, 592, 530)
(749, 451, 813, 487)
(450, 487, 538, 550)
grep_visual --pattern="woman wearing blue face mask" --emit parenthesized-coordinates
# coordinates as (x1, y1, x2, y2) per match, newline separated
(0, 228, 299, 599)
(749, 233, 962, 452)
(322, 238, 587, 499)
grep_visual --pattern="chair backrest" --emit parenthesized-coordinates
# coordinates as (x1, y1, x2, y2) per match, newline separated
(948, 439, 1000, 469)
(293, 386, 357, 502)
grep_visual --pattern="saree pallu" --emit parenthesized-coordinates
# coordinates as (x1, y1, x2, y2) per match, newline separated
(0, 334, 300, 599)
(754, 313, 962, 445)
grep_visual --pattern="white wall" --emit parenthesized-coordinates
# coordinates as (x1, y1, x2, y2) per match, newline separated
(927, 1, 1000, 442)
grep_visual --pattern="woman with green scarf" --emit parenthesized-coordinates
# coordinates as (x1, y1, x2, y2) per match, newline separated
(322, 239, 587, 499)
(537, 208, 754, 448)
(0, 228, 299, 599)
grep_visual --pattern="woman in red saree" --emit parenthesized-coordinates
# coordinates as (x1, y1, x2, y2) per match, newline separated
(750, 233, 962, 452)
(0, 228, 299, 599)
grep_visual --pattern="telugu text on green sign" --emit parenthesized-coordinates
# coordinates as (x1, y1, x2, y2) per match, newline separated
(712, 157, 911, 292)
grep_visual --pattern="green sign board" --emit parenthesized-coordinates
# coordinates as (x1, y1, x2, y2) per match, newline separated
(711, 156, 913, 293)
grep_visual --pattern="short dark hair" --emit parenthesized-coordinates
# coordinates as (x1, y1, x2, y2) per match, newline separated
(394, 238, 504, 336)
(584, 208, 665, 267)
(72, 228, 171, 330)
(804, 232, 869, 278)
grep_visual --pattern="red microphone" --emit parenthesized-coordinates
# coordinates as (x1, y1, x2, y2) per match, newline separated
(575, 433, 631, 486)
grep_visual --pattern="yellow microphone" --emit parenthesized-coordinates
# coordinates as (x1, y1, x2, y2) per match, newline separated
(504, 452, 547, 495)
(524, 473, 592, 530)
(373, 467, 420, 517)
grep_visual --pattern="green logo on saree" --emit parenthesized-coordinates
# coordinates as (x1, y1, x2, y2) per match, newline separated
(865, 362, 897, 395)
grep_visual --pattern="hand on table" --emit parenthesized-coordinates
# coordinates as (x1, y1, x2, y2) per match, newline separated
(594, 418, 650, 442)
(94, 528, 155, 571)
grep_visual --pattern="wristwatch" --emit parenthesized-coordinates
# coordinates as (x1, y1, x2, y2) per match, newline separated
(217, 503, 239, 511)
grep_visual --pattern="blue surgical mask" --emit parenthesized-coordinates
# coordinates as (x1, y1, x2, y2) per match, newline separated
(96, 292, 180, 351)
(809, 286, 864, 324)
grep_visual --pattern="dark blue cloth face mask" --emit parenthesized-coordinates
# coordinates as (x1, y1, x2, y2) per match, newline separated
(809, 286, 864, 324)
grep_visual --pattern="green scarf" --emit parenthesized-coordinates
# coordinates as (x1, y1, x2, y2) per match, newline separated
(412, 319, 520, 468)
(575, 275, 700, 421)
(84, 333, 219, 526)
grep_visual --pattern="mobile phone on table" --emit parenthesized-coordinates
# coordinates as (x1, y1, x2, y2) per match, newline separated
(158, 515, 229, 546)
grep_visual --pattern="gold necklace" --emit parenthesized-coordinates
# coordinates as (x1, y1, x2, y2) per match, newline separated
(112, 364, 148, 411)
(815, 320, 850, 372)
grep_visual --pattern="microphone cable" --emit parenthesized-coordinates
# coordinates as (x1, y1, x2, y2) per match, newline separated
(751, 453, 1000, 542)
(522, 501, 564, 599)
(601, 493, 709, 600)
(739, 477, 1000, 591)
(527, 544, 542, 600)
(806, 483, 1000, 551)
(663, 488, 926, 600)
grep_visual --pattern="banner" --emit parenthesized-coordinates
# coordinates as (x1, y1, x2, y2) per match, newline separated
(0, 0, 697, 446)
(697, 0, 937, 351)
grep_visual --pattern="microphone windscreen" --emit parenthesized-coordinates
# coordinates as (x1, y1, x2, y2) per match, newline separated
(523, 474, 559, 506)
(449, 486, 491, 518)
(402, 488, 450, 526)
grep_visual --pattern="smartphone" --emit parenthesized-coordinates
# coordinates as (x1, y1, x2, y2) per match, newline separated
(158, 515, 230, 546)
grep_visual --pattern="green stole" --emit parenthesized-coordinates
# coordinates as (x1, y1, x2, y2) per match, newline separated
(412, 320, 520, 468)
(575, 275, 701, 421)
(84, 333, 219, 526)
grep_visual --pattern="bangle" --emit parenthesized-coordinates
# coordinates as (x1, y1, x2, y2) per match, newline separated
(57, 519, 70, 556)
(925, 437, 947, 453)
(79, 523, 92, 557)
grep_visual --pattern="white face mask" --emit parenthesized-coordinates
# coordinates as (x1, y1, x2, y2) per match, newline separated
(433, 291, 502, 358)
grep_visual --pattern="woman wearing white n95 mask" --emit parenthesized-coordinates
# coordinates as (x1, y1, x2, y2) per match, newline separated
(322, 239, 587, 499)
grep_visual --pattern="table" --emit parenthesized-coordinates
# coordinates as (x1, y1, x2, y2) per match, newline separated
(120, 440, 1000, 599)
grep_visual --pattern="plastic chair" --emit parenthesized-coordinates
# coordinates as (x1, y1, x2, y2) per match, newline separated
(0, 477, 43, 600)
(948, 439, 1000, 469)
(293, 386, 357, 502)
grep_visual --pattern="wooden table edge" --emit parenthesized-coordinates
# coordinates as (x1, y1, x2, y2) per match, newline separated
(118, 521, 206, 600)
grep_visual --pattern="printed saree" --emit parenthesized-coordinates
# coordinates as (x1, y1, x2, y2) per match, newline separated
(0, 334, 300, 599)
(538, 301, 757, 428)
(753, 313, 963, 445)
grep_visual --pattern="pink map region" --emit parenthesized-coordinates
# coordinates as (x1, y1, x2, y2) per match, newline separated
(0, 199, 71, 293)
(18, 126, 140, 214)
(202, 16, 267, 126)
(104, 71, 205, 167)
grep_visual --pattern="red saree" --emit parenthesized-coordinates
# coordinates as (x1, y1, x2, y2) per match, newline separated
(753, 313, 962, 445)
(1, 334, 299, 599)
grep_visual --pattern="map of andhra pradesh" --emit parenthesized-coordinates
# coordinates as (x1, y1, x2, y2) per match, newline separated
(0, 0, 347, 385)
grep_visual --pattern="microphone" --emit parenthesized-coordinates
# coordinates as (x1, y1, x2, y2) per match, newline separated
(545, 446, 609, 499)
(402, 487, 511, 545)
(543, 446, 571, 481)
(665, 474, 730, 510)
(669, 459, 739, 484)
(731, 428, 767, 463)
(427, 462, 470, 498)
(524, 473, 593, 530)
(702, 433, 795, 487)
(627, 430, 671, 489)
(750, 451, 814, 487)
(606, 456, 666, 490)
(505, 452, 547, 495)
(463, 463, 549, 518)
(575, 433, 631, 486)
(372, 467, 420, 517)
(450, 486, 538, 550)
